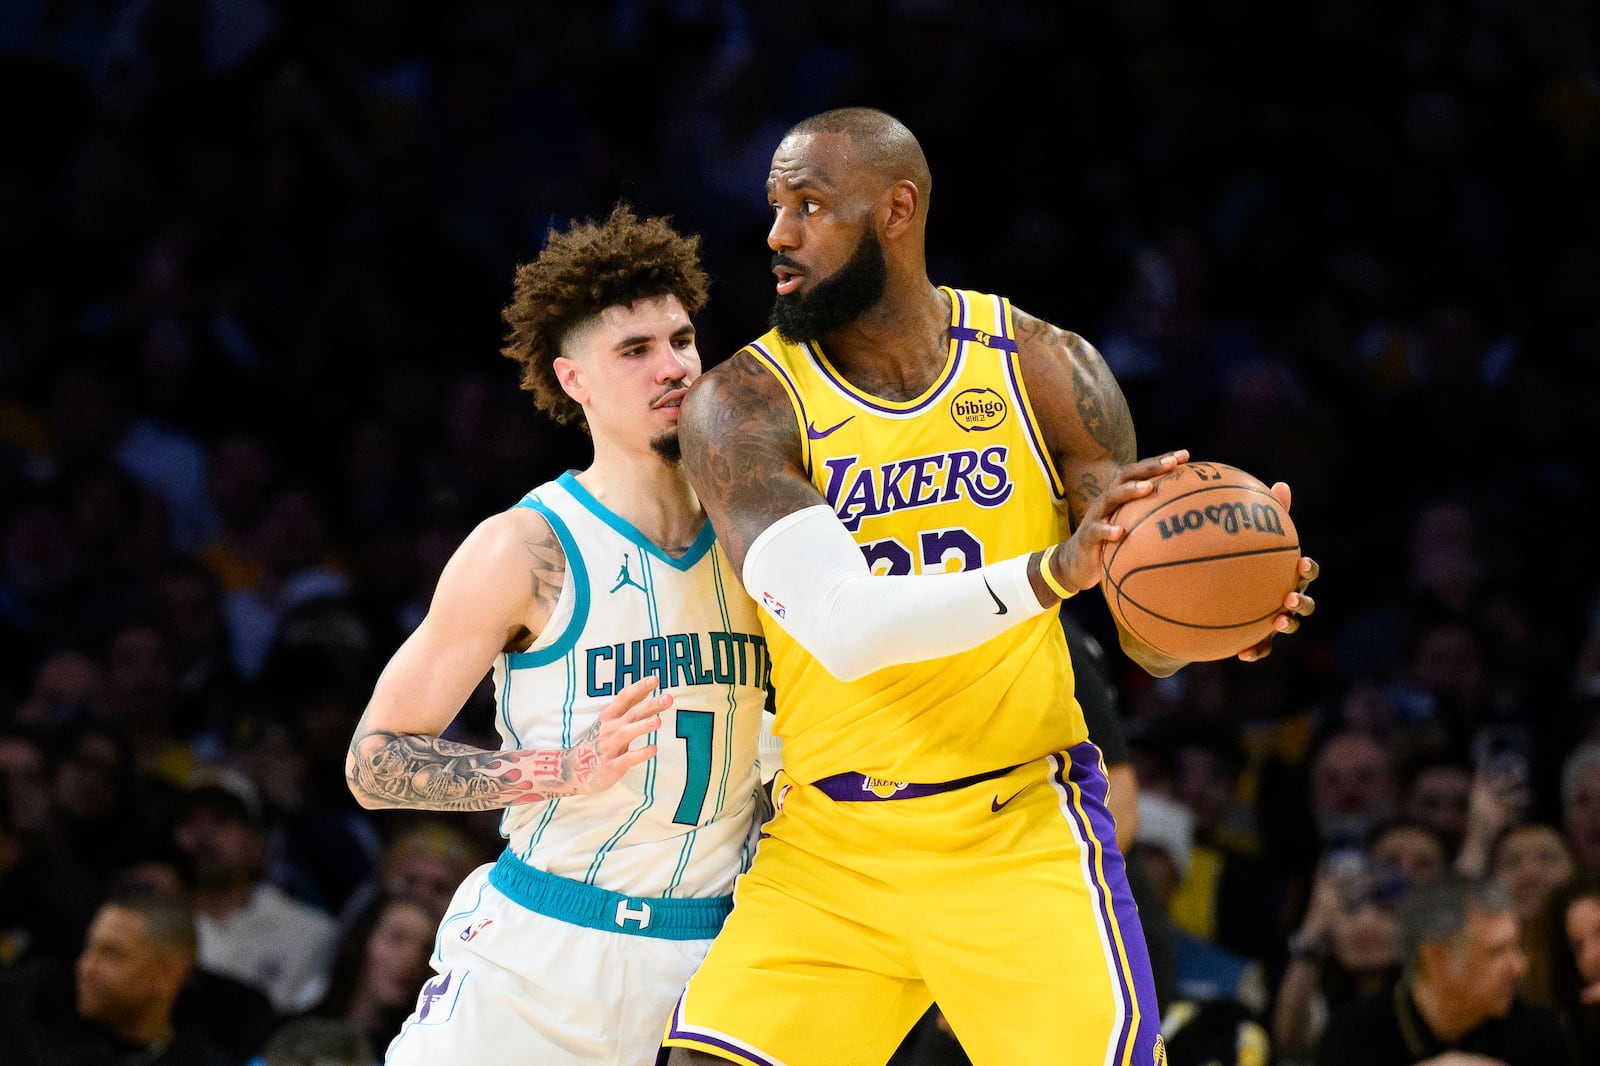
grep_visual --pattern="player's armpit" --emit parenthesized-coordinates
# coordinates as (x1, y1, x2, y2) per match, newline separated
(678, 352, 825, 571)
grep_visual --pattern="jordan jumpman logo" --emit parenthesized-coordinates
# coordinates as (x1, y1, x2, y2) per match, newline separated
(611, 553, 646, 593)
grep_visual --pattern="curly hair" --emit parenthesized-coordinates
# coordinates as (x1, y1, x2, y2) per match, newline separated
(500, 202, 709, 431)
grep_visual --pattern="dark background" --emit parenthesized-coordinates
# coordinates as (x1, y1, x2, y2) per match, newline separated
(1, 0, 1598, 1054)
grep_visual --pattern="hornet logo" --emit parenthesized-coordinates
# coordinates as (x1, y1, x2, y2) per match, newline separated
(418, 971, 453, 1020)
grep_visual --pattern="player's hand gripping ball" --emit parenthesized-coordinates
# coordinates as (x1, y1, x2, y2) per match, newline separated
(1101, 461, 1300, 662)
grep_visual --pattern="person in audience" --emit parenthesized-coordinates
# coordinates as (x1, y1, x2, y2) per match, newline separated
(1272, 818, 1446, 1064)
(1490, 821, 1577, 939)
(1522, 870, 1600, 1063)
(167, 774, 338, 1015)
(0, 883, 237, 1065)
(296, 891, 436, 1059)
(1315, 872, 1574, 1065)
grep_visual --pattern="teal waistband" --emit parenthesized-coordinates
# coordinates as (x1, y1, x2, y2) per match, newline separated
(488, 849, 733, 941)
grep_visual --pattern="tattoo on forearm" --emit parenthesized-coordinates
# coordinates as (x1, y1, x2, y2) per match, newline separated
(1067, 470, 1107, 527)
(348, 716, 607, 812)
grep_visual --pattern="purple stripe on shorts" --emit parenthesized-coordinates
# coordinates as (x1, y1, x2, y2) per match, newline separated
(1059, 742, 1162, 1066)
(665, 996, 781, 1066)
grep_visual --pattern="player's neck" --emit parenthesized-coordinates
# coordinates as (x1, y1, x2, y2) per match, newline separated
(822, 280, 950, 399)
(574, 456, 703, 557)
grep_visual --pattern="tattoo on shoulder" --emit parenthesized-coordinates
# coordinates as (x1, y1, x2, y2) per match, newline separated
(1015, 315, 1135, 460)
(522, 528, 566, 614)
(682, 355, 801, 554)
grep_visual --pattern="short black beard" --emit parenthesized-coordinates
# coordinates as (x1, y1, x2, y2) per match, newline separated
(650, 434, 682, 463)
(770, 228, 888, 343)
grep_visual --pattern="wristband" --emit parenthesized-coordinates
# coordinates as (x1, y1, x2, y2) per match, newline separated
(1039, 545, 1075, 601)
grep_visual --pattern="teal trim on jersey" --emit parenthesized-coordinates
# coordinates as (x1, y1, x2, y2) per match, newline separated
(556, 470, 716, 568)
(584, 709, 660, 886)
(505, 498, 589, 668)
(711, 549, 738, 817)
(490, 849, 731, 940)
(583, 549, 664, 886)
(510, 646, 582, 862)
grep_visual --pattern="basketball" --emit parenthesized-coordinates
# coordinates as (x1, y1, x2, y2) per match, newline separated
(1100, 461, 1300, 662)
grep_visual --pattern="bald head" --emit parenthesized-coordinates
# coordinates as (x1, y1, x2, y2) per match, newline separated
(764, 108, 938, 342)
(783, 108, 932, 200)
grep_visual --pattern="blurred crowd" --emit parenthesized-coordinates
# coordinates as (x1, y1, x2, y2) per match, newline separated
(1, 1, 1599, 1064)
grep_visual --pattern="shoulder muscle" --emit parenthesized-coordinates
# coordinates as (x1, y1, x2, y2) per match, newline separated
(1011, 306, 1137, 523)
(680, 351, 823, 570)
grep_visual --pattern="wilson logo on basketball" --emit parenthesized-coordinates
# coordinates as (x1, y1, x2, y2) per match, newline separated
(949, 388, 1007, 431)
(1155, 502, 1289, 540)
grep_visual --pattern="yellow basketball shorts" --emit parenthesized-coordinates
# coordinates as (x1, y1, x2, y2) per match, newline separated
(662, 741, 1165, 1066)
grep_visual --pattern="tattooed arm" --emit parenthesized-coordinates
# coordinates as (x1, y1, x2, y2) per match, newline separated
(345, 507, 669, 812)
(677, 350, 1179, 681)
(1014, 310, 1317, 675)
(1011, 311, 1191, 678)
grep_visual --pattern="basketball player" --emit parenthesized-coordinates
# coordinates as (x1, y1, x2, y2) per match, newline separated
(662, 108, 1318, 1066)
(345, 203, 773, 1066)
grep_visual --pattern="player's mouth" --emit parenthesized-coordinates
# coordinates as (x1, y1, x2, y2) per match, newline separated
(654, 387, 689, 411)
(774, 262, 804, 296)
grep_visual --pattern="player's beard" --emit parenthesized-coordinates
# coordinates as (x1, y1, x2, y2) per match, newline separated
(651, 433, 682, 463)
(770, 227, 888, 343)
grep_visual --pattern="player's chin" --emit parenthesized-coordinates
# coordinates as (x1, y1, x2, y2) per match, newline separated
(650, 431, 683, 463)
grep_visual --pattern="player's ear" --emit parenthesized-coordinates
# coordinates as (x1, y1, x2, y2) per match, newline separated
(881, 180, 918, 238)
(553, 356, 587, 405)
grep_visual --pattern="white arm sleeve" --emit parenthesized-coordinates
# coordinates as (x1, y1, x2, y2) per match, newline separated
(740, 505, 1049, 682)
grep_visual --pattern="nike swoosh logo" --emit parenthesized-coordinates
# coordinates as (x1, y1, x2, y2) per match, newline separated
(982, 576, 1007, 615)
(806, 415, 855, 440)
(991, 790, 1023, 812)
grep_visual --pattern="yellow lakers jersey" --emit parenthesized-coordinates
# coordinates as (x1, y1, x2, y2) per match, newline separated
(746, 287, 1088, 783)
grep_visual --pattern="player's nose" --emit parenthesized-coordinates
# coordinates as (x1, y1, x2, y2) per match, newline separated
(768, 208, 799, 252)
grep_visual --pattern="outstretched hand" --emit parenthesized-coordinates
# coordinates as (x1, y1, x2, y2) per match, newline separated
(574, 676, 668, 794)
(1238, 480, 1318, 663)
(1046, 449, 1191, 595)
(506, 676, 668, 804)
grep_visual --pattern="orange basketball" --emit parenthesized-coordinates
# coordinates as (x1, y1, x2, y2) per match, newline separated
(1100, 461, 1300, 662)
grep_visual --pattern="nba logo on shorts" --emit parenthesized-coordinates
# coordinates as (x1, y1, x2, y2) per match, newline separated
(761, 591, 787, 619)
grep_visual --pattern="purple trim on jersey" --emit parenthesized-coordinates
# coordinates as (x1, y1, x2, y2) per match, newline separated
(1056, 742, 1162, 1066)
(666, 996, 782, 1065)
(747, 341, 815, 481)
(996, 299, 1065, 501)
(746, 341, 806, 421)
(801, 334, 964, 417)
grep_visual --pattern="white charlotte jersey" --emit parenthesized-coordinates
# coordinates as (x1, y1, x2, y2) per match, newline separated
(491, 471, 770, 900)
